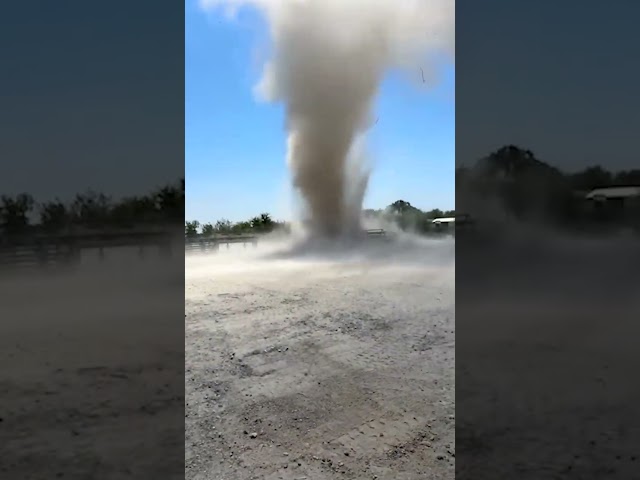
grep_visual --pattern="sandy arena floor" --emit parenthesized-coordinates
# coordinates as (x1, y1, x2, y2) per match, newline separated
(455, 232, 640, 479)
(0, 253, 185, 479)
(185, 236, 456, 480)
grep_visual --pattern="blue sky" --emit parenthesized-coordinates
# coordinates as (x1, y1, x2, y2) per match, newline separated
(456, 0, 640, 172)
(1, 1, 183, 202)
(185, 2, 455, 224)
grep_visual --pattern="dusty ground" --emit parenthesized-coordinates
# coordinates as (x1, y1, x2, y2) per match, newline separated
(0, 250, 184, 479)
(456, 231, 640, 479)
(185, 236, 455, 480)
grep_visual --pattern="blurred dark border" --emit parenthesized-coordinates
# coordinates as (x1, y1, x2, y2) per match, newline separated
(456, 0, 640, 478)
(0, 2, 184, 478)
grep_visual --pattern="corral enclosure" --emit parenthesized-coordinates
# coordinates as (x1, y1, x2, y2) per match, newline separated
(0, 230, 177, 273)
(0, 238, 184, 479)
(185, 235, 455, 479)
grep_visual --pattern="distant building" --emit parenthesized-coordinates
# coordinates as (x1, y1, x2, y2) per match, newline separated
(584, 186, 640, 225)
(585, 186, 640, 202)
(432, 217, 456, 226)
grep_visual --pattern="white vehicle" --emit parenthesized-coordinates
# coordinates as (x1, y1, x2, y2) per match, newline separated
(432, 214, 475, 233)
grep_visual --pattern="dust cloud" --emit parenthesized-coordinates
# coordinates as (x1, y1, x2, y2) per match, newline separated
(200, 0, 455, 238)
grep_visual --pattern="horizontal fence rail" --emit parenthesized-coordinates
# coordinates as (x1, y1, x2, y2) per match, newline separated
(185, 229, 396, 254)
(185, 235, 258, 253)
(0, 230, 175, 271)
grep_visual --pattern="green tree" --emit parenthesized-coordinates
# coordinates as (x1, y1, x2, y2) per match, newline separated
(185, 220, 200, 237)
(215, 219, 232, 234)
(613, 169, 640, 186)
(39, 200, 71, 232)
(231, 220, 252, 234)
(387, 200, 423, 230)
(71, 190, 112, 228)
(1, 193, 34, 233)
(201, 223, 215, 236)
(109, 195, 158, 226)
(569, 166, 614, 191)
(249, 212, 275, 233)
(425, 208, 444, 219)
(466, 145, 572, 222)
(155, 182, 183, 221)
(388, 200, 414, 214)
(249, 216, 262, 230)
(260, 212, 273, 226)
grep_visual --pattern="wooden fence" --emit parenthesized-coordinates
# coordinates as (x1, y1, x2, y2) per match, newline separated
(185, 229, 395, 254)
(0, 231, 174, 271)
(185, 235, 258, 253)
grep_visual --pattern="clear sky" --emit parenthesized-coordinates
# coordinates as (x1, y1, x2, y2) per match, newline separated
(0, 1, 184, 203)
(185, 1, 455, 224)
(456, 0, 640, 172)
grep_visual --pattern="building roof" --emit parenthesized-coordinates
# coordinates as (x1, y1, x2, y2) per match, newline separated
(585, 186, 640, 200)
(432, 217, 456, 224)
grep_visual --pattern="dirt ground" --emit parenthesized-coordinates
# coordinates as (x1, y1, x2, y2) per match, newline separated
(185, 237, 455, 480)
(0, 254, 185, 479)
(456, 232, 640, 479)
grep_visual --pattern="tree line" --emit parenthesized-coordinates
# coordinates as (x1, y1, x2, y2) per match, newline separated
(186, 201, 456, 237)
(456, 145, 640, 226)
(0, 179, 184, 236)
(364, 201, 456, 233)
(457, 145, 640, 192)
(6, 144, 634, 238)
(185, 212, 288, 237)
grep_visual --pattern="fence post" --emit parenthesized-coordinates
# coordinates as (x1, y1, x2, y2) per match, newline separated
(36, 240, 48, 268)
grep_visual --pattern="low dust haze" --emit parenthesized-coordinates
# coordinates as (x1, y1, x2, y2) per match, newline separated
(185, 236, 455, 479)
(0, 246, 184, 478)
(455, 182, 640, 478)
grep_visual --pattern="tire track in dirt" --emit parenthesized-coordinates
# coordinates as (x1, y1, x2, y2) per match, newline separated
(186, 251, 455, 479)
